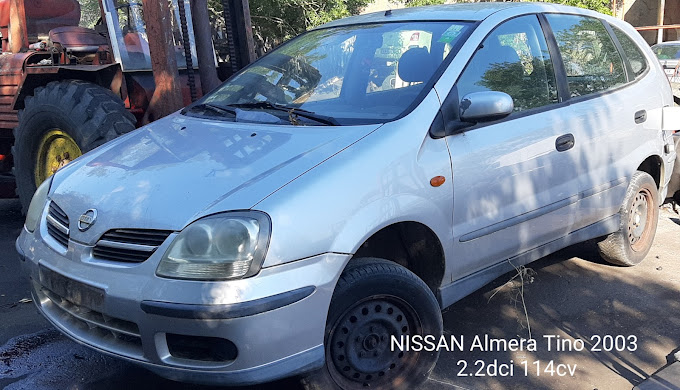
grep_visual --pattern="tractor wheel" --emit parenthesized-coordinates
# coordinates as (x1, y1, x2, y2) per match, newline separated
(12, 80, 136, 214)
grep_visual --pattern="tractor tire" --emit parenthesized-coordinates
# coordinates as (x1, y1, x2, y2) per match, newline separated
(12, 80, 136, 214)
(301, 258, 442, 390)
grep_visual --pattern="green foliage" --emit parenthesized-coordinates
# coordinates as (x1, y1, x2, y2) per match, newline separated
(403, 0, 446, 7)
(208, 0, 371, 51)
(534, 0, 612, 15)
(79, 0, 102, 28)
(402, 0, 611, 15)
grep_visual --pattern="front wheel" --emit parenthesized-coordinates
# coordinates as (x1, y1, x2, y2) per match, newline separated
(597, 171, 659, 266)
(302, 258, 443, 390)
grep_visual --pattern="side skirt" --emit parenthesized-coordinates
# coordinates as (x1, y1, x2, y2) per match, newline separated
(437, 214, 620, 309)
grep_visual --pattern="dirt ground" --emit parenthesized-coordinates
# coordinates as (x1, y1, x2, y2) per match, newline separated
(425, 205, 680, 390)
(1, 198, 679, 390)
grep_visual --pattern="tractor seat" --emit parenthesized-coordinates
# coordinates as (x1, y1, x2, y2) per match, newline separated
(49, 26, 107, 52)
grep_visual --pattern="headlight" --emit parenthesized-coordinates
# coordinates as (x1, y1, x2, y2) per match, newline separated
(25, 177, 53, 233)
(157, 212, 271, 280)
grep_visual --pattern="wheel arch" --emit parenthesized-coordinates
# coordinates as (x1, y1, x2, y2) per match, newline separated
(350, 220, 446, 295)
(636, 154, 663, 190)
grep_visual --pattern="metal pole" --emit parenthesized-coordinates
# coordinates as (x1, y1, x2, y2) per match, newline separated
(177, 0, 197, 102)
(141, 0, 184, 122)
(658, 0, 666, 44)
(222, 0, 256, 72)
(190, 0, 221, 94)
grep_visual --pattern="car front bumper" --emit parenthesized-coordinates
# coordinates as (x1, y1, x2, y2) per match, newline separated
(16, 226, 350, 386)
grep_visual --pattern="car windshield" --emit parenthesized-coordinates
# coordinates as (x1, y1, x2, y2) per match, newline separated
(191, 21, 472, 125)
(652, 44, 680, 59)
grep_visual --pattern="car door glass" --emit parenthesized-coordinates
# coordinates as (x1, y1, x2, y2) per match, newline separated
(610, 25, 648, 78)
(456, 15, 558, 112)
(546, 14, 626, 97)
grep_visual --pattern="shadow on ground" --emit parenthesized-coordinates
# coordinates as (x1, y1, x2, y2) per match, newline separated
(428, 210, 680, 390)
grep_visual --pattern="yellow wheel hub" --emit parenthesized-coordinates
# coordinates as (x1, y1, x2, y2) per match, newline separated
(34, 129, 82, 185)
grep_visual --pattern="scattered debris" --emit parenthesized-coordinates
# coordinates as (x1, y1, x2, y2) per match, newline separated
(488, 261, 537, 339)
(0, 330, 59, 366)
(0, 298, 32, 309)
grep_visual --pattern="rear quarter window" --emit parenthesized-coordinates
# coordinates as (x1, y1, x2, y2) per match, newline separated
(610, 25, 648, 79)
(546, 14, 627, 98)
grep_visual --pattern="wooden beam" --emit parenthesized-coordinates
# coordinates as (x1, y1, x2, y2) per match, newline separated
(141, 0, 184, 122)
(9, 0, 28, 53)
(657, 0, 666, 44)
(635, 24, 680, 31)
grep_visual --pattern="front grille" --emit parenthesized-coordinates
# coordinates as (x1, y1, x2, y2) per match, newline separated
(46, 202, 69, 247)
(93, 229, 172, 263)
(36, 282, 143, 358)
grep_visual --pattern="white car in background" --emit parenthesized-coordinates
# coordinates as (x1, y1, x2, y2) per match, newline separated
(651, 41, 680, 81)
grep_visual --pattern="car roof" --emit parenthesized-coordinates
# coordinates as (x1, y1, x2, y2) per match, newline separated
(316, 2, 601, 29)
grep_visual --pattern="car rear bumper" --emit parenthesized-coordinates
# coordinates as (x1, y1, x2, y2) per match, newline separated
(666, 134, 680, 199)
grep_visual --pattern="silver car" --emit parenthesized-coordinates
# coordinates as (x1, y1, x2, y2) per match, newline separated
(16, 3, 678, 389)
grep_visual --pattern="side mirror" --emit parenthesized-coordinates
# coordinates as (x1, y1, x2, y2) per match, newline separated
(459, 91, 514, 122)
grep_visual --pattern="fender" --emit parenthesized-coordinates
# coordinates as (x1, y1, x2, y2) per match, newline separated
(14, 62, 123, 110)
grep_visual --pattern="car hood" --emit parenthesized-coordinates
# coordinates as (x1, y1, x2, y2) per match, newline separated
(49, 113, 379, 244)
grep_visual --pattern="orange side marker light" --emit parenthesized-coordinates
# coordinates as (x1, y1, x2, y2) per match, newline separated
(430, 176, 445, 187)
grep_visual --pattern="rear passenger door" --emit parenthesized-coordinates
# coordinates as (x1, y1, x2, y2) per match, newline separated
(444, 15, 579, 279)
(543, 14, 654, 229)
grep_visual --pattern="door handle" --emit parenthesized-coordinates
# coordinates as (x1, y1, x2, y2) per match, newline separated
(555, 133, 574, 152)
(634, 110, 647, 124)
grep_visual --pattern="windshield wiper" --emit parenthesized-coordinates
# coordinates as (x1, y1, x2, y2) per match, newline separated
(228, 102, 339, 126)
(183, 102, 237, 117)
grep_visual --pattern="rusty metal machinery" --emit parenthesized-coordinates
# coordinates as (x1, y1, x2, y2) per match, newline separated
(0, 0, 256, 208)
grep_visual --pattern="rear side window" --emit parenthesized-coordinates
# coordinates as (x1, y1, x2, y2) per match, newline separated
(546, 14, 626, 97)
(456, 15, 558, 112)
(611, 25, 648, 78)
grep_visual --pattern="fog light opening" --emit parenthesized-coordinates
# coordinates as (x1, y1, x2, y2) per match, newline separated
(166, 334, 238, 362)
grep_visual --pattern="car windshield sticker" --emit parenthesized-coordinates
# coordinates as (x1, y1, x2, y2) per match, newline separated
(438, 25, 464, 43)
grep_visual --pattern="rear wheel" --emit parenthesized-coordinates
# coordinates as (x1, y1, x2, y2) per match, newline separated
(597, 171, 659, 266)
(302, 258, 442, 390)
(12, 80, 136, 214)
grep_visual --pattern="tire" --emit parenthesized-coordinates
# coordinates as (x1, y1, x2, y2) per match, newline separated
(302, 258, 443, 390)
(12, 80, 136, 214)
(597, 171, 659, 266)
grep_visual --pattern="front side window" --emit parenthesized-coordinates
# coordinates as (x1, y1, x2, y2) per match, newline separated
(200, 22, 471, 125)
(611, 26, 648, 78)
(455, 15, 558, 113)
(546, 14, 626, 97)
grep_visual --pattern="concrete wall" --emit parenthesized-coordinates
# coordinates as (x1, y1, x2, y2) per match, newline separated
(623, 0, 680, 44)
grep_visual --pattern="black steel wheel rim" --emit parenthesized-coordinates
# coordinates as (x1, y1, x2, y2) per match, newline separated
(327, 295, 422, 387)
(628, 188, 652, 250)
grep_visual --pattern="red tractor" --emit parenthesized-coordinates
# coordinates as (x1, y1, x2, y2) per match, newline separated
(0, 0, 254, 212)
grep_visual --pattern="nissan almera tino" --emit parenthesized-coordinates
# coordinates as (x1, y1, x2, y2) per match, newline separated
(17, 3, 678, 389)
